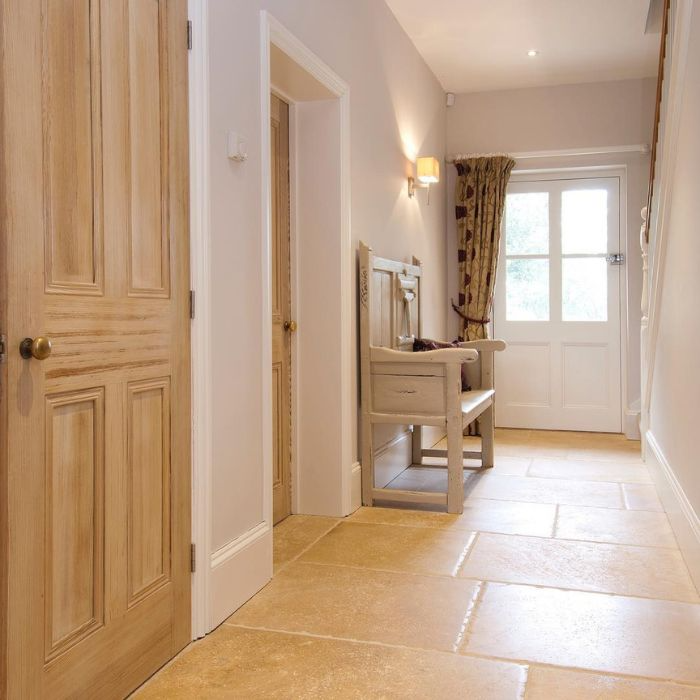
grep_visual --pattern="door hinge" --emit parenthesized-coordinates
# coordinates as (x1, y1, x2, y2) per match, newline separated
(0, 334, 6, 364)
(187, 20, 193, 50)
(605, 253, 625, 266)
(190, 543, 196, 573)
(189, 290, 195, 319)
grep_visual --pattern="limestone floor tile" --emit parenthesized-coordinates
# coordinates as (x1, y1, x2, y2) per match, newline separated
(555, 505, 679, 548)
(622, 483, 665, 512)
(463, 582, 700, 682)
(386, 467, 450, 493)
(299, 522, 476, 577)
(487, 456, 532, 476)
(566, 444, 643, 463)
(528, 458, 652, 484)
(134, 626, 528, 700)
(466, 473, 624, 509)
(273, 515, 340, 571)
(418, 455, 532, 477)
(229, 561, 481, 652)
(495, 428, 534, 442)
(524, 666, 700, 700)
(349, 500, 556, 538)
(459, 532, 698, 602)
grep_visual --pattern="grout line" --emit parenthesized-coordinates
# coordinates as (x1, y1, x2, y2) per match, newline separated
(551, 504, 560, 538)
(462, 491, 658, 513)
(321, 516, 682, 550)
(222, 622, 700, 689)
(518, 665, 530, 700)
(452, 580, 487, 651)
(621, 482, 632, 510)
(451, 531, 479, 577)
(274, 517, 343, 575)
(279, 560, 699, 605)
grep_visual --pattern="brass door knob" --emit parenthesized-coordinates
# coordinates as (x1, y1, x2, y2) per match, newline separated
(19, 336, 52, 360)
(283, 320, 297, 333)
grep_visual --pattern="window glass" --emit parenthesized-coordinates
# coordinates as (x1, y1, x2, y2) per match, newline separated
(505, 192, 549, 255)
(506, 259, 549, 321)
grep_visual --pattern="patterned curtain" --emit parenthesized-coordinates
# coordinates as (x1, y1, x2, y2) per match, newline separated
(453, 156, 516, 341)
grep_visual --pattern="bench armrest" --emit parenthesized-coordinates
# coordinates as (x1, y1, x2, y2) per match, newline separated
(456, 339, 506, 352)
(370, 346, 478, 364)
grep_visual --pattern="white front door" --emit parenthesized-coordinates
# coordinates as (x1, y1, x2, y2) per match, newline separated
(494, 175, 622, 432)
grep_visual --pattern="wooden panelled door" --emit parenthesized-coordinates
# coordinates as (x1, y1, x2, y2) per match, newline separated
(0, 1, 191, 697)
(270, 94, 293, 524)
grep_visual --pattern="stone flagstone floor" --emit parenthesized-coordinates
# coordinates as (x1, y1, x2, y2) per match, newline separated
(134, 430, 700, 699)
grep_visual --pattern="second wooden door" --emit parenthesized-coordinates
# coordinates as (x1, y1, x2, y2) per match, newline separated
(271, 94, 293, 524)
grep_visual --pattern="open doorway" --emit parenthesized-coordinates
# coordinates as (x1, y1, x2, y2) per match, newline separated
(263, 16, 356, 526)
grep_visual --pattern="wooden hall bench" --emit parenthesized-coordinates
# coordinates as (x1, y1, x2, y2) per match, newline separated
(359, 242, 506, 514)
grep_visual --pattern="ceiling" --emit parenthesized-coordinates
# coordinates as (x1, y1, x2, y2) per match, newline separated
(385, 0, 661, 94)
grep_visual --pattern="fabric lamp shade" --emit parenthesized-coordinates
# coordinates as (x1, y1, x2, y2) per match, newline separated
(417, 156, 440, 184)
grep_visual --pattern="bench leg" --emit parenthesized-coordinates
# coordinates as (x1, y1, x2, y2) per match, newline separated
(446, 363, 465, 514)
(481, 404, 495, 469)
(411, 425, 423, 466)
(362, 416, 374, 506)
(446, 416, 464, 514)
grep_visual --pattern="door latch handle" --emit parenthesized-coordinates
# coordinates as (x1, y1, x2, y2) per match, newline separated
(605, 253, 625, 265)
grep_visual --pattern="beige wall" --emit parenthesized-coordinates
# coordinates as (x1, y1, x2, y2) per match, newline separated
(445, 78, 656, 423)
(648, 3, 700, 538)
(206, 0, 446, 550)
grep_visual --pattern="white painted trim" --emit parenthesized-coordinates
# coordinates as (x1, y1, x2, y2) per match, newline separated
(350, 462, 362, 513)
(261, 12, 354, 517)
(210, 522, 270, 569)
(188, 0, 212, 641)
(508, 167, 629, 435)
(288, 101, 301, 515)
(643, 0, 694, 437)
(624, 409, 641, 441)
(208, 523, 272, 630)
(645, 431, 700, 592)
(448, 144, 649, 163)
(259, 11, 275, 542)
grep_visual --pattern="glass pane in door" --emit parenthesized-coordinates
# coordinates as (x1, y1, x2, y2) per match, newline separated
(506, 192, 549, 254)
(562, 257, 607, 321)
(562, 189, 608, 254)
(506, 258, 549, 321)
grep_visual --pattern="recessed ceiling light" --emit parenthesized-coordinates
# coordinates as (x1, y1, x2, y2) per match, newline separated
(527, 49, 539, 57)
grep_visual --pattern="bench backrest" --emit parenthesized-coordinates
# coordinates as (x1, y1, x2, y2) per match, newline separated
(359, 242, 422, 353)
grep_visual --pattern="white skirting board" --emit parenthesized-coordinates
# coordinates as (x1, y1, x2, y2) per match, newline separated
(645, 432, 700, 593)
(350, 461, 362, 512)
(373, 429, 413, 489)
(624, 409, 641, 440)
(208, 522, 272, 630)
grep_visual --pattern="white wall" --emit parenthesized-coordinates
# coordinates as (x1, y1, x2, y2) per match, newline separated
(647, 0, 700, 588)
(206, 0, 446, 549)
(445, 78, 656, 425)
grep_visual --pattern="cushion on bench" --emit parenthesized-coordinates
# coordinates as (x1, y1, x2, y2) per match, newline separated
(413, 337, 471, 391)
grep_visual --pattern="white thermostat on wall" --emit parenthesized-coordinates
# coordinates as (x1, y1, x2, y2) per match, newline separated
(227, 131, 248, 162)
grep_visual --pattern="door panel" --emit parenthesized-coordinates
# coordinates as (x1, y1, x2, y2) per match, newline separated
(270, 94, 292, 525)
(45, 389, 105, 660)
(494, 177, 622, 432)
(43, 0, 104, 295)
(127, 378, 171, 606)
(0, 1, 190, 697)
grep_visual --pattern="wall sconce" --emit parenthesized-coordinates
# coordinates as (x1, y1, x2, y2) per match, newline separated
(408, 156, 440, 204)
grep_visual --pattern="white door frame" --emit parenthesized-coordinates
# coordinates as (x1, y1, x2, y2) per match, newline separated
(188, 0, 212, 639)
(260, 11, 354, 518)
(188, 6, 354, 638)
(500, 165, 629, 433)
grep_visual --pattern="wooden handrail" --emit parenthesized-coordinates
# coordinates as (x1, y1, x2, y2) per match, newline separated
(645, 0, 671, 244)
